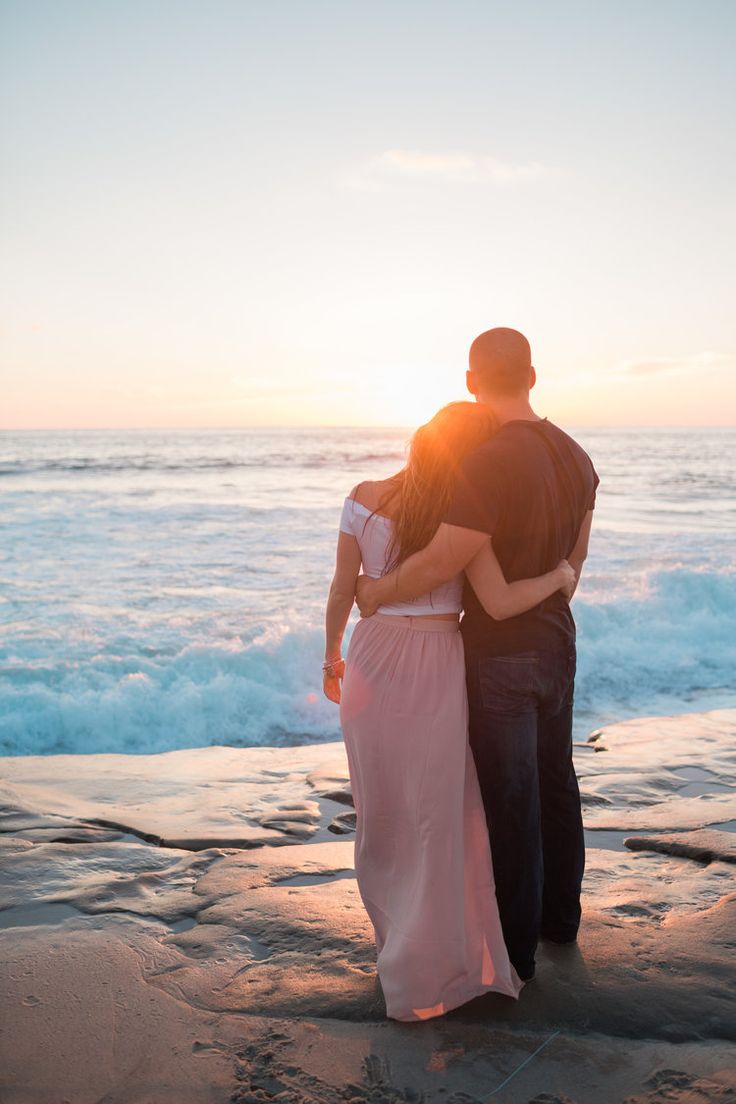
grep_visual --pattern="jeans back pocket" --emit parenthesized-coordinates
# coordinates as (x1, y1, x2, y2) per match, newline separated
(475, 653, 540, 716)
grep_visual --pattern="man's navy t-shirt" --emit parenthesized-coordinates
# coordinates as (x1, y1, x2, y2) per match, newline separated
(444, 418, 599, 655)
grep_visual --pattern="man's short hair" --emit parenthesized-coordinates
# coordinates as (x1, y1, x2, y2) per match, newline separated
(469, 327, 532, 396)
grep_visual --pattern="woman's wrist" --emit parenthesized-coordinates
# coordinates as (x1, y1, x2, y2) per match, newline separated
(322, 656, 345, 677)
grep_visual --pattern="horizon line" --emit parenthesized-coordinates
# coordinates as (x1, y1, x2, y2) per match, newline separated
(2, 422, 736, 432)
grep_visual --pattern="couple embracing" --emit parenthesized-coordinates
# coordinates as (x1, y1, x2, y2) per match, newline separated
(323, 327, 599, 1022)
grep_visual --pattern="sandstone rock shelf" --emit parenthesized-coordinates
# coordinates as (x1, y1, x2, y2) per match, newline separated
(1, 709, 734, 1103)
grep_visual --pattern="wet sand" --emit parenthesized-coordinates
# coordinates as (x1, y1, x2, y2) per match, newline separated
(1, 708, 734, 1103)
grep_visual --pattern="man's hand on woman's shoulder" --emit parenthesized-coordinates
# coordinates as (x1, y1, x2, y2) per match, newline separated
(355, 575, 381, 617)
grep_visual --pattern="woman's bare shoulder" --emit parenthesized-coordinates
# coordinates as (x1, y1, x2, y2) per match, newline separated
(349, 478, 396, 511)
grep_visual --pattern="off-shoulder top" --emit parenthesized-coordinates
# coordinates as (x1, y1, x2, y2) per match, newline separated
(339, 496, 463, 616)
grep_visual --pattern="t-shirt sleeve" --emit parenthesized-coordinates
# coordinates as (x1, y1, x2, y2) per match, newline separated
(443, 446, 504, 535)
(338, 497, 355, 535)
(587, 461, 601, 511)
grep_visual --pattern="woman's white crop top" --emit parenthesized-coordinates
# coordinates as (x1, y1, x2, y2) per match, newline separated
(339, 496, 463, 616)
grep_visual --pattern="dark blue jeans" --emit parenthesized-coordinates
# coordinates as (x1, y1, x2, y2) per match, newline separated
(465, 643, 585, 979)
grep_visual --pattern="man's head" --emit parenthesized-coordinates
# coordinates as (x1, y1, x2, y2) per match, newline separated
(466, 327, 536, 400)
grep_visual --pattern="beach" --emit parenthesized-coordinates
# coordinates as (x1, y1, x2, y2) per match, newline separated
(1, 426, 735, 1100)
(4, 0, 736, 1093)
(1, 708, 735, 1102)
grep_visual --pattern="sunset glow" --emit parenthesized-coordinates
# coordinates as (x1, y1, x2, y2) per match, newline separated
(1, 3, 734, 429)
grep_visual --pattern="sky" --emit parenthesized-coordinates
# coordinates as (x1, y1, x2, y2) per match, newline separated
(1, 0, 735, 429)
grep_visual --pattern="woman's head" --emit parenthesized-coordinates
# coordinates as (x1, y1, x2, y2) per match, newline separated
(380, 400, 498, 567)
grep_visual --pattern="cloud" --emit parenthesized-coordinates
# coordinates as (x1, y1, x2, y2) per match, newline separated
(614, 351, 734, 378)
(340, 148, 554, 190)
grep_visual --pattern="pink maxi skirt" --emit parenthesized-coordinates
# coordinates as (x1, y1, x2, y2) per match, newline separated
(339, 612, 524, 1021)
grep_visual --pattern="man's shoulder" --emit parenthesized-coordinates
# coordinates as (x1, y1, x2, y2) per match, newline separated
(540, 421, 599, 497)
(482, 420, 599, 491)
(542, 418, 590, 451)
(526, 418, 595, 465)
(469, 419, 552, 463)
(460, 420, 550, 473)
(462, 418, 595, 477)
(555, 422, 598, 472)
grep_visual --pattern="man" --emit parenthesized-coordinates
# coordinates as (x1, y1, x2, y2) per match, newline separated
(355, 327, 599, 982)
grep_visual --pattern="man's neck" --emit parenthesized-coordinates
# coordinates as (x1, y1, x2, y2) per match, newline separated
(476, 393, 542, 426)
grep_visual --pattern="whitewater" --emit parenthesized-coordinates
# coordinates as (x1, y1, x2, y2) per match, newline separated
(1, 426, 734, 756)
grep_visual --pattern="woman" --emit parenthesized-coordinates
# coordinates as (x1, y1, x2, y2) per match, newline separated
(322, 402, 575, 1022)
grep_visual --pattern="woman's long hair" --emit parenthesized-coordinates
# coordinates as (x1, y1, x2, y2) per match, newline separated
(376, 401, 498, 569)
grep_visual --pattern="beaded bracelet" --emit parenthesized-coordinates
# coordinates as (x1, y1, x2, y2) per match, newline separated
(322, 658, 345, 678)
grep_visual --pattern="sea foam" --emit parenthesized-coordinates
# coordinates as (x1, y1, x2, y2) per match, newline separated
(1, 426, 734, 755)
(1, 567, 734, 756)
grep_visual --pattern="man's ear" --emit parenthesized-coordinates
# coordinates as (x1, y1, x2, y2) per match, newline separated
(529, 365, 537, 390)
(466, 369, 478, 396)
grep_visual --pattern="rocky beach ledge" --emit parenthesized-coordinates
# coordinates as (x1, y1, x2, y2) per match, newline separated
(1, 708, 734, 1104)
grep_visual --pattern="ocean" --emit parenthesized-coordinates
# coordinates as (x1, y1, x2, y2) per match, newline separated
(1, 426, 734, 756)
